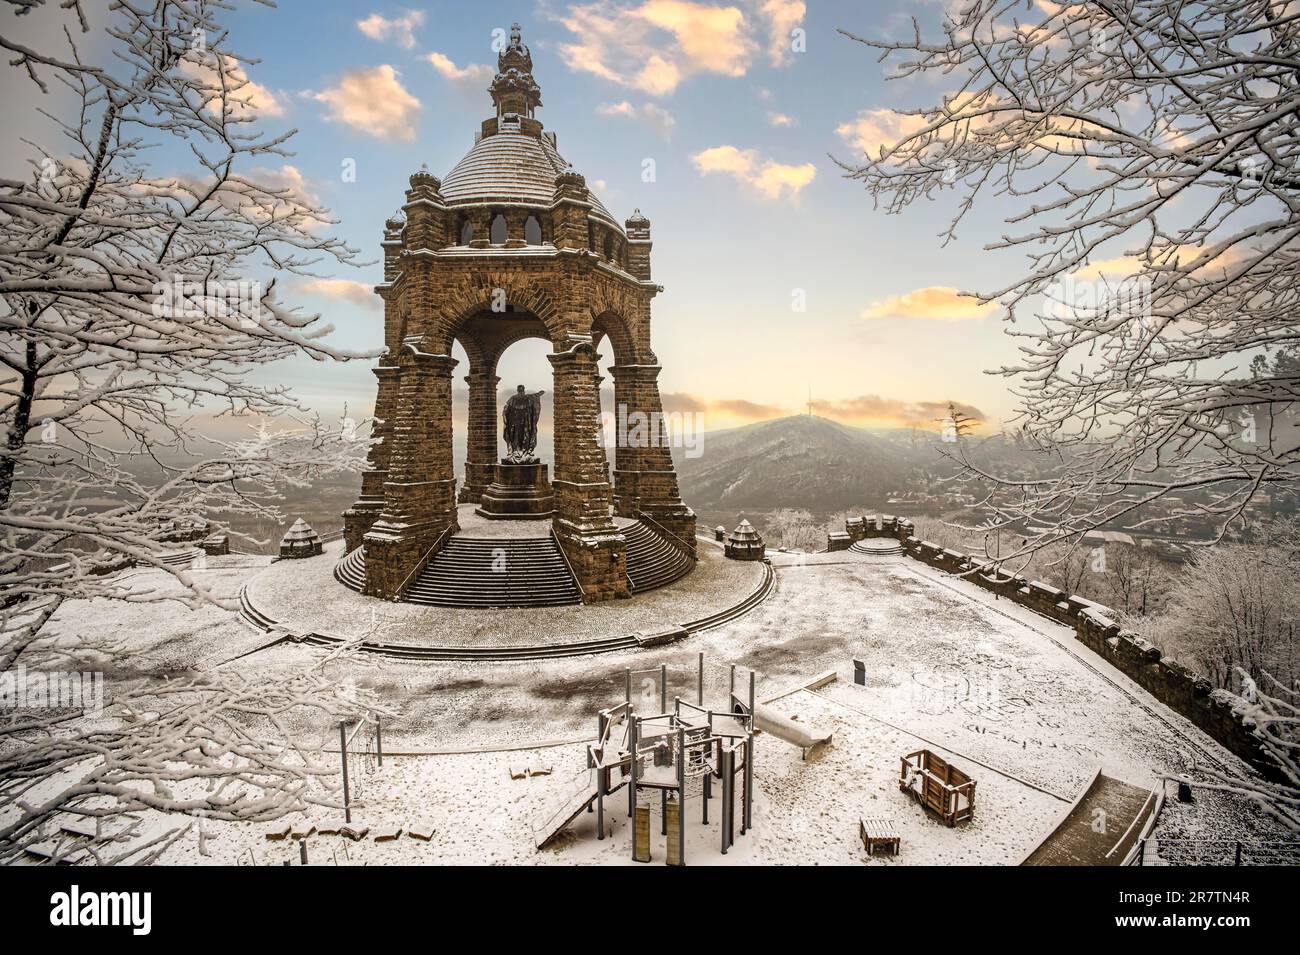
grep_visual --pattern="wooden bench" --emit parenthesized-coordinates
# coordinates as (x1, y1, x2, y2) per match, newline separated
(859, 816, 900, 857)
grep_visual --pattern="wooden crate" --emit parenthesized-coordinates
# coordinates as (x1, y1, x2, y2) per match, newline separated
(900, 750, 976, 827)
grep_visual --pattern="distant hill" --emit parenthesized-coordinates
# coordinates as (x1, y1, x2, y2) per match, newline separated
(673, 415, 912, 514)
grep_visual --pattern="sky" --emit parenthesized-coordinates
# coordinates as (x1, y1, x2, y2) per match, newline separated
(3, 0, 1040, 437)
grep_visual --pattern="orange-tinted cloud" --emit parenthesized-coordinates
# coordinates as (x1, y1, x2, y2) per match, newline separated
(298, 278, 380, 310)
(691, 145, 816, 200)
(862, 286, 998, 322)
(815, 395, 986, 429)
(311, 65, 420, 141)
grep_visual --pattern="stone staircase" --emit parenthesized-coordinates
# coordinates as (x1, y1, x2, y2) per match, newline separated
(850, 539, 905, 557)
(408, 537, 582, 607)
(157, 547, 203, 568)
(623, 520, 695, 594)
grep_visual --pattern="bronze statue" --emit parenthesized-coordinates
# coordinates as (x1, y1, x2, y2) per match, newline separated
(503, 385, 544, 463)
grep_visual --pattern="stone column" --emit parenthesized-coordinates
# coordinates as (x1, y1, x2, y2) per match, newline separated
(608, 363, 696, 552)
(363, 342, 459, 598)
(548, 339, 628, 601)
(459, 370, 500, 504)
(343, 364, 400, 552)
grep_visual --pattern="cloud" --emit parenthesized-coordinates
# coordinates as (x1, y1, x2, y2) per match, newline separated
(204, 164, 331, 231)
(758, 0, 805, 66)
(836, 107, 929, 158)
(357, 10, 425, 49)
(861, 286, 997, 322)
(427, 52, 494, 90)
(298, 278, 380, 310)
(691, 144, 815, 200)
(596, 100, 676, 138)
(712, 398, 786, 419)
(660, 392, 709, 414)
(311, 65, 420, 141)
(553, 0, 755, 96)
(767, 111, 796, 127)
(177, 55, 285, 119)
(815, 395, 987, 430)
(660, 393, 785, 420)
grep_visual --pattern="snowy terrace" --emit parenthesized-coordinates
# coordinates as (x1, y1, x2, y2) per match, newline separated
(13, 543, 1285, 865)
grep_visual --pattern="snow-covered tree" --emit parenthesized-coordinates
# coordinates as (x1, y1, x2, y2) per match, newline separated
(841, 0, 1300, 556)
(0, 0, 377, 669)
(1143, 532, 1299, 689)
(0, 0, 381, 856)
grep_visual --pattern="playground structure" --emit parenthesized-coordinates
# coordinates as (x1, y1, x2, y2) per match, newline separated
(533, 655, 830, 863)
(899, 749, 975, 827)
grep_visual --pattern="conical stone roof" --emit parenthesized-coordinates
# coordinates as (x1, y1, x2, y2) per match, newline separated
(280, 518, 321, 546)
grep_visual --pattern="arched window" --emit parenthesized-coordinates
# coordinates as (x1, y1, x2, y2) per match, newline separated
(490, 213, 508, 245)
(524, 215, 542, 245)
(602, 233, 613, 260)
(458, 217, 473, 245)
(587, 222, 596, 252)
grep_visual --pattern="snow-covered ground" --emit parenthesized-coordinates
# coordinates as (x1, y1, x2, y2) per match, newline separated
(13, 547, 1285, 866)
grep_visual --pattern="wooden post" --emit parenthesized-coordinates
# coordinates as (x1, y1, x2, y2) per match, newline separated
(660, 663, 667, 713)
(299, 840, 308, 865)
(596, 766, 606, 840)
(628, 716, 638, 826)
(703, 759, 711, 825)
(677, 725, 686, 866)
(666, 798, 682, 867)
(633, 805, 651, 863)
(744, 671, 755, 834)
(339, 722, 352, 825)
(375, 716, 383, 769)
(624, 668, 631, 706)
(697, 652, 704, 706)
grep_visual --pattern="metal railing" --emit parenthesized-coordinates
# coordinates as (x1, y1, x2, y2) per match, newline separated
(1132, 839, 1300, 866)
(395, 526, 451, 600)
(549, 525, 582, 594)
(635, 511, 696, 558)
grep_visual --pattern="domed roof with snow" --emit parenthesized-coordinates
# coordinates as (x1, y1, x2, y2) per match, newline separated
(435, 23, 622, 232)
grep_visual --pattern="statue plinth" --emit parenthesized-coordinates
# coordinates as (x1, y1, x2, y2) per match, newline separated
(475, 461, 555, 520)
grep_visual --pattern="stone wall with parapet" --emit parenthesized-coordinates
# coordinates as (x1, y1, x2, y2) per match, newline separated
(842, 514, 1281, 782)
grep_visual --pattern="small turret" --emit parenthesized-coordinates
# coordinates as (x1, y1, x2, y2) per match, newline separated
(489, 23, 542, 119)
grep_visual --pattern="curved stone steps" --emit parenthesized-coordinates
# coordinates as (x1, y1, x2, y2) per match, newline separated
(850, 540, 905, 557)
(157, 547, 203, 568)
(238, 554, 776, 662)
(295, 631, 642, 661)
(624, 520, 694, 594)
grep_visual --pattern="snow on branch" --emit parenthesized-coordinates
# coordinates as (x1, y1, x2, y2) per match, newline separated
(839, 0, 1300, 554)
(0, 0, 380, 669)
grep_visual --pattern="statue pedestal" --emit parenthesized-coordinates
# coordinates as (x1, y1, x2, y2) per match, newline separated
(475, 461, 555, 520)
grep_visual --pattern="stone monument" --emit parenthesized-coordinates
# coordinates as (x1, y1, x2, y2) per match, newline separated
(476, 385, 554, 519)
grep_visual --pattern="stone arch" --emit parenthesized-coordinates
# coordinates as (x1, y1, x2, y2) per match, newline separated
(591, 310, 637, 366)
(490, 212, 508, 244)
(430, 276, 564, 355)
(458, 215, 473, 245)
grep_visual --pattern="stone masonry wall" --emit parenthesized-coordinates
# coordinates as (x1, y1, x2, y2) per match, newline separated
(843, 514, 1281, 782)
